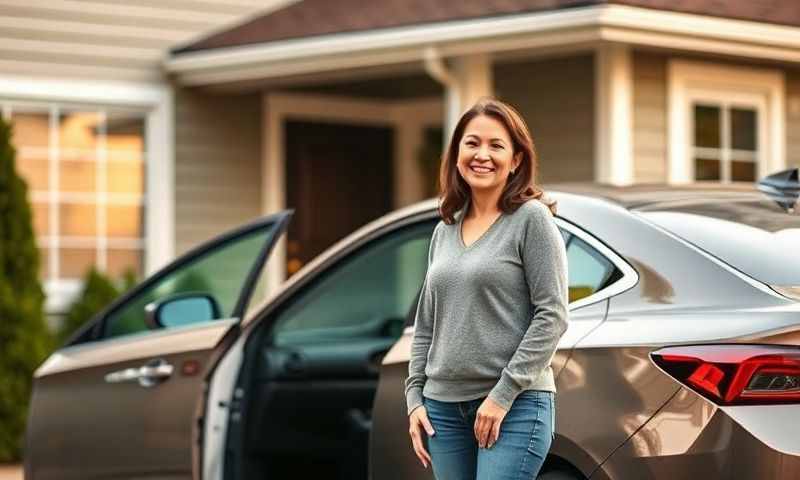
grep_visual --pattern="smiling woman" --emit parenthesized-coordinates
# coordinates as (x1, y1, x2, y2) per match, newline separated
(405, 97, 569, 480)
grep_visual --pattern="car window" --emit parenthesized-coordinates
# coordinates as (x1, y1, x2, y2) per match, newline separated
(564, 233, 617, 302)
(270, 220, 437, 345)
(102, 226, 279, 339)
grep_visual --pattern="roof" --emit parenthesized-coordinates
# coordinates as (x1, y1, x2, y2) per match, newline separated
(175, 0, 800, 54)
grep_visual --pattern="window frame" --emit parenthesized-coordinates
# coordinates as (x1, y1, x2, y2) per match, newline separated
(0, 75, 174, 315)
(667, 59, 786, 186)
(265, 216, 439, 343)
(63, 210, 292, 346)
(688, 94, 764, 183)
(555, 217, 638, 310)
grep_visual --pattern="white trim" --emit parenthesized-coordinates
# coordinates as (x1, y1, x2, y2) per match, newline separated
(595, 43, 634, 186)
(261, 93, 442, 299)
(167, 4, 800, 86)
(0, 75, 175, 312)
(144, 85, 175, 274)
(667, 60, 786, 184)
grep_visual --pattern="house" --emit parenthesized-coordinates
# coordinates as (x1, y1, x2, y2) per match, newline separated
(166, 0, 800, 297)
(3, 0, 800, 316)
(0, 1, 292, 317)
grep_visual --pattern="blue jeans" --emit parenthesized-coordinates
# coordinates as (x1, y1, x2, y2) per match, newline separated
(423, 390, 555, 480)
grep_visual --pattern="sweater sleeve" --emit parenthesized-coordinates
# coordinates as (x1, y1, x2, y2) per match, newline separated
(487, 201, 570, 410)
(404, 222, 440, 416)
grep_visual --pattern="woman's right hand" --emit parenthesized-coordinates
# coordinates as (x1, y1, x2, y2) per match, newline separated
(408, 405, 435, 468)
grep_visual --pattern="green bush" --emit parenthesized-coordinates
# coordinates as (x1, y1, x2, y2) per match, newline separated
(0, 117, 52, 462)
(59, 268, 119, 343)
(59, 267, 138, 343)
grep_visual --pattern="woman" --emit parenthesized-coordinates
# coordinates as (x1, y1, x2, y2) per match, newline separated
(404, 97, 569, 479)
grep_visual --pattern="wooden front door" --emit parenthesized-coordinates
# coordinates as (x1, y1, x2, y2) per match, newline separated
(285, 120, 394, 277)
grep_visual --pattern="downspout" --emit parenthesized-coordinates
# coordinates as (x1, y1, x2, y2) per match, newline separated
(424, 46, 460, 144)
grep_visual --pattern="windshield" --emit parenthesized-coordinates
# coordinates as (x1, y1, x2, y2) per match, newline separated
(635, 196, 800, 286)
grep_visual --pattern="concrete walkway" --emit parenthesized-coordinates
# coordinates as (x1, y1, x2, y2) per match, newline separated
(0, 465, 22, 480)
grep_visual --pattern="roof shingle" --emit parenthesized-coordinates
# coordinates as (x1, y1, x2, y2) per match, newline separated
(174, 0, 800, 54)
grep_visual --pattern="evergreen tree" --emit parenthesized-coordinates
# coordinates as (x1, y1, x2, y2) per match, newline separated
(58, 267, 119, 344)
(0, 117, 52, 461)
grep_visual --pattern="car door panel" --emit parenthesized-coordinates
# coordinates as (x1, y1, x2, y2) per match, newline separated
(26, 320, 234, 480)
(26, 211, 292, 480)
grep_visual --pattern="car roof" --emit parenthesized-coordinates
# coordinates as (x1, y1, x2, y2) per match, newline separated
(402, 181, 767, 218)
(543, 181, 765, 211)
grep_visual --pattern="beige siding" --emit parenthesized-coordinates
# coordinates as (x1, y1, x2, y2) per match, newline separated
(0, 0, 290, 83)
(174, 89, 262, 254)
(787, 68, 800, 169)
(631, 51, 800, 180)
(494, 54, 594, 184)
(632, 50, 668, 183)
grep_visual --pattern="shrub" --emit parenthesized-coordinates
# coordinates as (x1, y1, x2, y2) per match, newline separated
(0, 117, 52, 462)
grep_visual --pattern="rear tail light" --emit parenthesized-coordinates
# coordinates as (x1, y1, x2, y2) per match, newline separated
(651, 345, 800, 405)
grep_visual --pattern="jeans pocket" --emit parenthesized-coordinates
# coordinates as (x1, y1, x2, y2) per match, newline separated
(549, 393, 556, 441)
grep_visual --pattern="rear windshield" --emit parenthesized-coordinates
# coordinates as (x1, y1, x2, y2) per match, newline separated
(635, 196, 800, 286)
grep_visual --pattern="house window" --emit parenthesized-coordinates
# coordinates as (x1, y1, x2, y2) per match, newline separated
(3, 102, 146, 302)
(692, 103, 759, 182)
(668, 60, 785, 185)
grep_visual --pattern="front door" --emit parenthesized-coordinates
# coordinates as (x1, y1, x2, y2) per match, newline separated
(285, 120, 394, 277)
(25, 211, 292, 480)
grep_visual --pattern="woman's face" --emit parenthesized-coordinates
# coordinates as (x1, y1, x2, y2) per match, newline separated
(456, 114, 520, 196)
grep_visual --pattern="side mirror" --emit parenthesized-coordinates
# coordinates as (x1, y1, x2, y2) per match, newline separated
(144, 293, 221, 329)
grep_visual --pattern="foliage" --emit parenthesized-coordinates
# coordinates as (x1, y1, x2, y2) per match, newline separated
(0, 117, 52, 462)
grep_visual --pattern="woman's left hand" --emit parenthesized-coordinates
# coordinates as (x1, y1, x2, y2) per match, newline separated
(474, 397, 508, 449)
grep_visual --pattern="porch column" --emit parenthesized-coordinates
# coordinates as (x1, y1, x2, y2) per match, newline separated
(426, 50, 493, 143)
(595, 43, 634, 186)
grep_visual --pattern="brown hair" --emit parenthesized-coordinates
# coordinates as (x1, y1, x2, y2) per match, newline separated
(437, 97, 556, 224)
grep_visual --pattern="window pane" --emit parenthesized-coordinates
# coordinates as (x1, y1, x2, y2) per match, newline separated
(60, 203, 96, 236)
(10, 112, 49, 147)
(32, 202, 49, 236)
(106, 248, 142, 278)
(566, 236, 615, 303)
(694, 105, 720, 148)
(731, 160, 756, 182)
(59, 111, 101, 153)
(16, 157, 49, 191)
(695, 158, 721, 181)
(103, 223, 280, 339)
(59, 160, 95, 192)
(731, 108, 757, 151)
(272, 221, 437, 345)
(60, 247, 97, 279)
(106, 204, 142, 238)
(107, 160, 144, 194)
(106, 112, 144, 152)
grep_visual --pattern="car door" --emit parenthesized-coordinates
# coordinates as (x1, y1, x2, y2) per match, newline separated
(24, 211, 292, 480)
(202, 215, 438, 480)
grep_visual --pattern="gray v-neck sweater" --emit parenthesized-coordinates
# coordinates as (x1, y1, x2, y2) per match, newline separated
(404, 199, 569, 415)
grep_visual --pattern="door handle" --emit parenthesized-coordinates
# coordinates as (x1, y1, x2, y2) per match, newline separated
(105, 358, 174, 388)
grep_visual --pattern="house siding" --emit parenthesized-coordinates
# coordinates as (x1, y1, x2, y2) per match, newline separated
(631, 50, 800, 181)
(0, 1, 284, 82)
(174, 89, 262, 254)
(787, 68, 800, 169)
(632, 50, 668, 183)
(494, 54, 595, 184)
